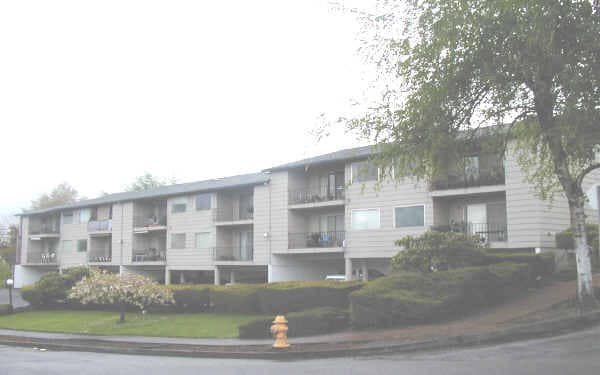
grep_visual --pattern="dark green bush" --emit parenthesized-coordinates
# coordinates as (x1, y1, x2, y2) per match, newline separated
(256, 281, 363, 314)
(556, 224, 599, 265)
(210, 284, 261, 314)
(167, 285, 212, 312)
(350, 262, 531, 328)
(20, 266, 90, 308)
(483, 252, 555, 281)
(0, 304, 12, 315)
(238, 307, 350, 339)
(393, 231, 488, 273)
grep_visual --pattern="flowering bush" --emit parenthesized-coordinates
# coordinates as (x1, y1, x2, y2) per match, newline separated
(69, 269, 174, 322)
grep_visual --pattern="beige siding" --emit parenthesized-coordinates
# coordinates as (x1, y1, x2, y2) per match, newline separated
(59, 208, 89, 268)
(19, 217, 29, 264)
(112, 202, 134, 265)
(253, 183, 271, 264)
(166, 194, 215, 270)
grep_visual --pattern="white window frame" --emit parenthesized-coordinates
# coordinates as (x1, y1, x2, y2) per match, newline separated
(195, 193, 211, 211)
(350, 160, 380, 184)
(351, 208, 381, 230)
(63, 212, 74, 225)
(76, 239, 87, 252)
(171, 197, 187, 214)
(79, 208, 91, 223)
(195, 232, 211, 249)
(171, 233, 186, 249)
(393, 204, 426, 228)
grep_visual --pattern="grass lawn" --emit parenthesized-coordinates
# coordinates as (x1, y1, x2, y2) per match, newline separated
(0, 311, 264, 338)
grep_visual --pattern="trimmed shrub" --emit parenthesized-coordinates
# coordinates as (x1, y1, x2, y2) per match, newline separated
(483, 252, 555, 281)
(210, 284, 261, 314)
(239, 307, 350, 339)
(20, 266, 90, 308)
(256, 281, 363, 314)
(393, 231, 488, 273)
(167, 285, 212, 312)
(350, 262, 531, 328)
(0, 304, 12, 315)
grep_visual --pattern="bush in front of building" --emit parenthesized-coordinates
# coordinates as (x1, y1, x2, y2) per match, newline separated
(556, 224, 599, 266)
(20, 266, 90, 308)
(483, 252, 555, 282)
(209, 284, 262, 314)
(350, 262, 531, 328)
(256, 281, 363, 314)
(238, 307, 350, 339)
(392, 231, 489, 273)
(0, 304, 12, 315)
(166, 285, 212, 312)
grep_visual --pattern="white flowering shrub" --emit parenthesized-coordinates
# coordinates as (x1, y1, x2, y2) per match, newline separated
(69, 269, 174, 322)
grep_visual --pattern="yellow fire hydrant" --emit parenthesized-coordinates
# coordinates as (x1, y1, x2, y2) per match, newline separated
(270, 315, 290, 349)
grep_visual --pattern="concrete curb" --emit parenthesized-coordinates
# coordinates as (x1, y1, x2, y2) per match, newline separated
(1, 310, 600, 359)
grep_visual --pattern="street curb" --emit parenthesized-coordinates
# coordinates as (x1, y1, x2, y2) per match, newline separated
(1, 310, 600, 359)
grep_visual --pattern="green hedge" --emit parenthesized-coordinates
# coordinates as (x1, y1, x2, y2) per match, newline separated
(350, 262, 531, 328)
(21, 266, 90, 308)
(483, 252, 555, 281)
(238, 307, 350, 339)
(166, 285, 212, 312)
(0, 304, 12, 315)
(256, 281, 363, 314)
(210, 284, 261, 314)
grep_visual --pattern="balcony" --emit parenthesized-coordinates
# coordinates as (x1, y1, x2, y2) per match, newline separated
(288, 185, 345, 208)
(132, 248, 166, 263)
(213, 246, 254, 262)
(27, 252, 58, 265)
(430, 160, 505, 191)
(432, 222, 507, 243)
(133, 215, 167, 232)
(213, 207, 254, 225)
(288, 231, 345, 250)
(29, 223, 60, 237)
(88, 255, 112, 263)
(88, 219, 112, 234)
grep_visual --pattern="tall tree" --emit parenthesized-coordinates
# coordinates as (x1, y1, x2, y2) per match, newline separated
(345, 0, 600, 309)
(31, 182, 79, 210)
(125, 173, 175, 192)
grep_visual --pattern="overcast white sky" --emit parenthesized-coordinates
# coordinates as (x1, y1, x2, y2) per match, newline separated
(0, 1, 373, 218)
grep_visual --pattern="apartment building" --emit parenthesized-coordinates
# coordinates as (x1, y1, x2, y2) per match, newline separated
(14, 144, 600, 287)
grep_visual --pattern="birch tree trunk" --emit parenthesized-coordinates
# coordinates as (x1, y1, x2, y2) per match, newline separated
(570, 195, 597, 311)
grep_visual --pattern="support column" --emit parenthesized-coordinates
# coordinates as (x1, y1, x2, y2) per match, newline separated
(214, 267, 221, 286)
(344, 258, 353, 281)
(230, 270, 236, 284)
(164, 268, 171, 285)
(361, 261, 368, 282)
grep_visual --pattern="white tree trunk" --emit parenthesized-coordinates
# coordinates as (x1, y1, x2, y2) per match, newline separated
(570, 198, 597, 311)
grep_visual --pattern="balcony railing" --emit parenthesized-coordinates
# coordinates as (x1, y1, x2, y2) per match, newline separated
(432, 222, 507, 242)
(28, 252, 58, 264)
(132, 248, 166, 262)
(89, 255, 112, 263)
(29, 224, 60, 235)
(213, 207, 254, 222)
(88, 219, 112, 232)
(288, 231, 345, 249)
(133, 215, 167, 228)
(430, 162, 505, 190)
(289, 185, 345, 205)
(213, 246, 254, 261)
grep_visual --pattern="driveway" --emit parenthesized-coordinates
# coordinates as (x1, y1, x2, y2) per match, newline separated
(0, 288, 28, 309)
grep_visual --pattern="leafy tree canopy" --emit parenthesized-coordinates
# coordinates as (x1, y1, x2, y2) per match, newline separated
(30, 182, 79, 210)
(126, 173, 176, 192)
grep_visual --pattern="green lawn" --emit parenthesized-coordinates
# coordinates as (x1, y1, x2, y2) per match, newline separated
(0, 311, 264, 338)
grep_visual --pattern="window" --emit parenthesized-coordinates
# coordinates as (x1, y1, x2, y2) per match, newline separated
(79, 208, 91, 223)
(195, 194, 211, 210)
(62, 240, 73, 252)
(171, 203, 187, 214)
(394, 205, 425, 228)
(195, 232, 210, 249)
(77, 239, 87, 252)
(351, 160, 378, 183)
(171, 233, 186, 249)
(63, 212, 73, 225)
(464, 156, 480, 181)
(351, 209, 380, 230)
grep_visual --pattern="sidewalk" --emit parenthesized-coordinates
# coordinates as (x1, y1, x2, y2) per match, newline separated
(0, 278, 599, 358)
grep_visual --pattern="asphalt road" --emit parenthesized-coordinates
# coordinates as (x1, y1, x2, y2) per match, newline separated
(1, 324, 600, 375)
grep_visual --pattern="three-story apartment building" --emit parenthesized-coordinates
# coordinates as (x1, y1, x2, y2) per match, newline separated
(14, 144, 600, 287)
